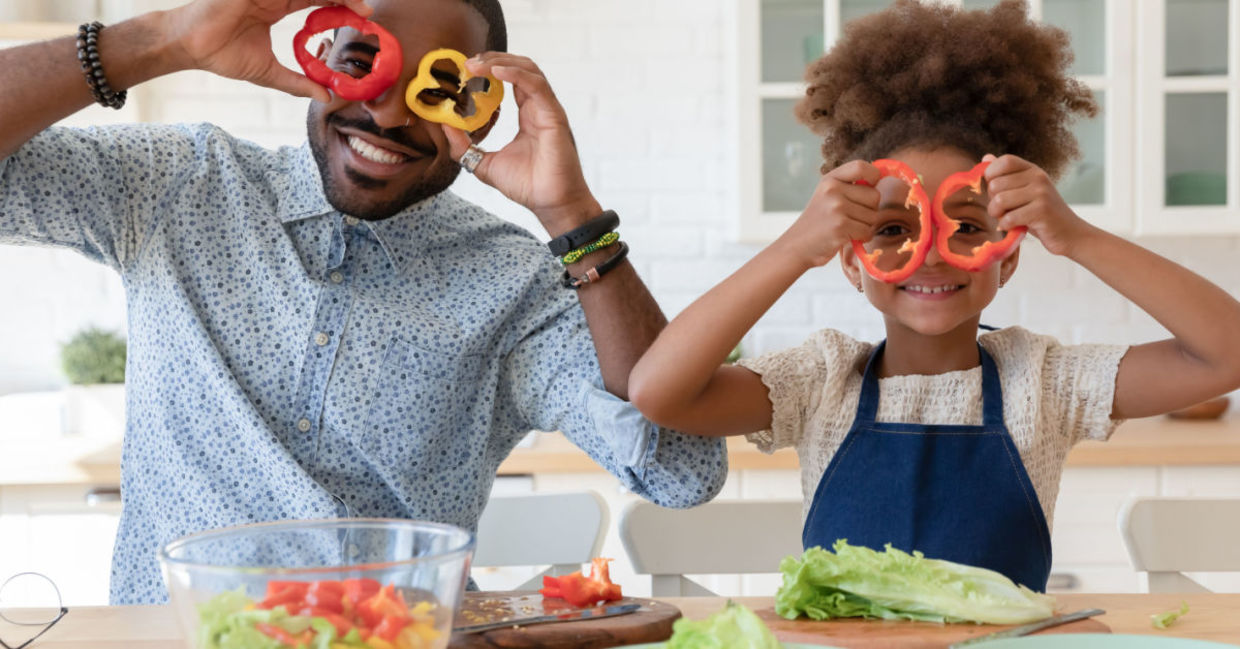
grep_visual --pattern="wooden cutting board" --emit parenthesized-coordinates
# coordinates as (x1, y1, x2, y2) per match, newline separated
(756, 607, 1110, 648)
(449, 591, 680, 649)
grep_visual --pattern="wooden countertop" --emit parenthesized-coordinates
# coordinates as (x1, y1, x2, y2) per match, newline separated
(19, 594, 1240, 647)
(1, 415, 1237, 487)
(498, 415, 1240, 474)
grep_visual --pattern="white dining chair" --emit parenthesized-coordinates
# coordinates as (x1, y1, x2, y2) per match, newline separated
(472, 490, 609, 590)
(619, 499, 803, 596)
(1118, 497, 1240, 593)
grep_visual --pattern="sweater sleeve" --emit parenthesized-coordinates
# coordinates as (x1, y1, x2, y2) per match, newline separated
(1041, 334, 1130, 443)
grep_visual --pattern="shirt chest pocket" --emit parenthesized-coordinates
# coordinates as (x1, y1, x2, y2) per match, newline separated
(360, 338, 486, 466)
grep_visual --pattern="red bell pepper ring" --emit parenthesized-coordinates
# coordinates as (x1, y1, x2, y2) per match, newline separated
(851, 159, 934, 284)
(932, 160, 1027, 272)
(293, 6, 404, 102)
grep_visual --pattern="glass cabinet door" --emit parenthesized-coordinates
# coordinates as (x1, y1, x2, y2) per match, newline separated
(1139, 0, 1237, 232)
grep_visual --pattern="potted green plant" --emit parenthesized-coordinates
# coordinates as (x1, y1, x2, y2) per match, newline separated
(60, 327, 126, 438)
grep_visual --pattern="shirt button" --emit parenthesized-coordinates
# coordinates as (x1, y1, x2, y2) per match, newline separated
(330, 271, 344, 284)
(344, 216, 359, 226)
(314, 332, 330, 346)
(296, 418, 311, 433)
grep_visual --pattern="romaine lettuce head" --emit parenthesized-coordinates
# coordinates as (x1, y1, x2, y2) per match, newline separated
(774, 540, 1056, 625)
(665, 600, 784, 649)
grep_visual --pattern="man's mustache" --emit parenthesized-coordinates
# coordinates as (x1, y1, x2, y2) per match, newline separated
(328, 114, 431, 156)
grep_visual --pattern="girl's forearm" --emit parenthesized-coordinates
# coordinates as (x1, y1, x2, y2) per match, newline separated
(629, 242, 811, 417)
(1067, 226, 1240, 374)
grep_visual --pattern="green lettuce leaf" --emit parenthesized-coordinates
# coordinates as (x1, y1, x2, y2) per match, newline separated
(1151, 601, 1189, 629)
(774, 540, 1056, 625)
(664, 600, 784, 649)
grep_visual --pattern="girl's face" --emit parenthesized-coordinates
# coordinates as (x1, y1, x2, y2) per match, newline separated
(843, 146, 1018, 338)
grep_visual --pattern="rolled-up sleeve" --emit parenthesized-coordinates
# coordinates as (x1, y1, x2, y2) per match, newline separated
(499, 284, 727, 509)
(1, 124, 199, 272)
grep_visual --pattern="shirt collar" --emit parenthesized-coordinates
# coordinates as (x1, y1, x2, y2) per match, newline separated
(279, 144, 455, 275)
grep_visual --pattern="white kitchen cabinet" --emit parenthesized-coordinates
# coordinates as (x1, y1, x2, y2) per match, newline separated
(0, 484, 121, 607)
(731, 0, 1237, 241)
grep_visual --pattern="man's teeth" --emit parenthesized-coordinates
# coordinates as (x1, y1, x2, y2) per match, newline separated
(348, 136, 405, 165)
(903, 285, 959, 294)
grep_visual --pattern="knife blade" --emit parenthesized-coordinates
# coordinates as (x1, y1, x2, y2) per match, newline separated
(948, 608, 1106, 647)
(453, 602, 642, 635)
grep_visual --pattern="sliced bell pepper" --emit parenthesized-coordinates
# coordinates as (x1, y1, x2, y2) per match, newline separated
(851, 158, 934, 284)
(293, 6, 404, 102)
(356, 585, 409, 629)
(256, 622, 314, 647)
(404, 48, 504, 132)
(931, 160, 1026, 272)
(538, 558, 624, 608)
(259, 581, 311, 610)
(305, 580, 346, 614)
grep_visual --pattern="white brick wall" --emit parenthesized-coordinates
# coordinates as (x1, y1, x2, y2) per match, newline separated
(2, 0, 1239, 415)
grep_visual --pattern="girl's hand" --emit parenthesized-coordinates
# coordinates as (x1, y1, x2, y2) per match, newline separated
(439, 53, 601, 236)
(983, 153, 1096, 257)
(165, 0, 374, 102)
(775, 160, 882, 269)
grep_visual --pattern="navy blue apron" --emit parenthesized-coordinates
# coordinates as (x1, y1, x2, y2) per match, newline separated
(801, 340, 1052, 591)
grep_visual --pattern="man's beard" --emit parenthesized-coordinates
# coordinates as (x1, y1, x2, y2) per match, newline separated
(307, 109, 461, 221)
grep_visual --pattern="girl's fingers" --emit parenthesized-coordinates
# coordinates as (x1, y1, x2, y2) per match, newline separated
(827, 159, 882, 186)
(988, 184, 1040, 221)
(995, 203, 1038, 232)
(983, 153, 1032, 182)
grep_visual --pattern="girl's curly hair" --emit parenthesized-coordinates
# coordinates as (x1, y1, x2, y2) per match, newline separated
(795, 0, 1097, 180)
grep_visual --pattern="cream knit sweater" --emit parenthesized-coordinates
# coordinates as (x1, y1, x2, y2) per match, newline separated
(736, 326, 1129, 529)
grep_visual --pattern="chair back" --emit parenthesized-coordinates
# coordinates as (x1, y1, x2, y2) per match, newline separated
(1118, 497, 1240, 593)
(620, 499, 803, 596)
(473, 490, 609, 590)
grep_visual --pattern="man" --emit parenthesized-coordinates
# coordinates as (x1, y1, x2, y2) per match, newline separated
(0, 0, 726, 603)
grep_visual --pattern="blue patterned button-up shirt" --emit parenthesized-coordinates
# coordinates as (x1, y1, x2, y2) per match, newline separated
(0, 123, 727, 604)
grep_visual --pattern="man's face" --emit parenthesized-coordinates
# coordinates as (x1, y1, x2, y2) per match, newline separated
(306, 0, 490, 220)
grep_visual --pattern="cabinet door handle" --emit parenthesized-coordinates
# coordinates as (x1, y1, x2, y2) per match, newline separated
(85, 487, 122, 506)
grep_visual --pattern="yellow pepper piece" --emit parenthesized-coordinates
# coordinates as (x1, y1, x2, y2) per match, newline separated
(367, 638, 396, 649)
(405, 48, 504, 132)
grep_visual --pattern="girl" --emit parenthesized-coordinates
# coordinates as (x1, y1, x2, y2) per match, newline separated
(628, 0, 1240, 592)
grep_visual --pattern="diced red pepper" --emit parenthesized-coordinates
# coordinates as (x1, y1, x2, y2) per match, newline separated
(259, 582, 311, 610)
(357, 585, 409, 629)
(343, 578, 382, 605)
(372, 613, 412, 641)
(851, 159, 935, 284)
(305, 580, 345, 614)
(931, 160, 1026, 272)
(292, 6, 404, 102)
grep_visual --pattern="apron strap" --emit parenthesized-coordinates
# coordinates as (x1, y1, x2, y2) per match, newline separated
(857, 340, 1006, 429)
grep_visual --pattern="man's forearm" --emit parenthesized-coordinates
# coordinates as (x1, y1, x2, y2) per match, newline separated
(572, 260, 667, 399)
(0, 11, 185, 159)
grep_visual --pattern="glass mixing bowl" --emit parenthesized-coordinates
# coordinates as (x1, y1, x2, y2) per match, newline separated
(159, 518, 474, 649)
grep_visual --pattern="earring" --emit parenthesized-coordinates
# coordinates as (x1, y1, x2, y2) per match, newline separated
(855, 283, 864, 293)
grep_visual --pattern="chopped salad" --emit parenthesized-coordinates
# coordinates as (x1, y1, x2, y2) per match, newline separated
(198, 578, 441, 649)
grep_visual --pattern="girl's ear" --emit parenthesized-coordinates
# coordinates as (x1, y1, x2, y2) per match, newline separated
(839, 244, 864, 290)
(998, 244, 1021, 287)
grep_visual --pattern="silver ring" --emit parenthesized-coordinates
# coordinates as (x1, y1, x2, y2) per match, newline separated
(459, 145, 486, 174)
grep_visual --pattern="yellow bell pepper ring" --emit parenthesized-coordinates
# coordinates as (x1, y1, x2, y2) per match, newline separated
(405, 48, 504, 132)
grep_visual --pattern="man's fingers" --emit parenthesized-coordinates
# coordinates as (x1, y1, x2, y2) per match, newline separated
(306, 0, 374, 17)
(256, 64, 331, 103)
(439, 124, 494, 181)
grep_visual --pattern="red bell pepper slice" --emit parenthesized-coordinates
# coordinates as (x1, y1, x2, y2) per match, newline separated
(259, 581, 310, 610)
(304, 580, 345, 614)
(371, 612, 412, 641)
(342, 577, 382, 605)
(293, 6, 404, 102)
(538, 558, 624, 608)
(356, 584, 409, 629)
(851, 159, 934, 284)
(931, 160, 1026, 272)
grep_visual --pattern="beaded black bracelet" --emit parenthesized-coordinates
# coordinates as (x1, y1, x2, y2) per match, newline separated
(76, 22, 127, 110)
(547, 210, 620, 257)
(561, 241, 629, 290)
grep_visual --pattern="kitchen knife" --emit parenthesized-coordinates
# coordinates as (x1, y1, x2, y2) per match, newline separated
(453, 602, 642, 635)
(948, 608, 1106, 647)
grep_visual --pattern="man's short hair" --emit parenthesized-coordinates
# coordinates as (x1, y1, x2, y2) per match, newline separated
(460, 0, 507, 53)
